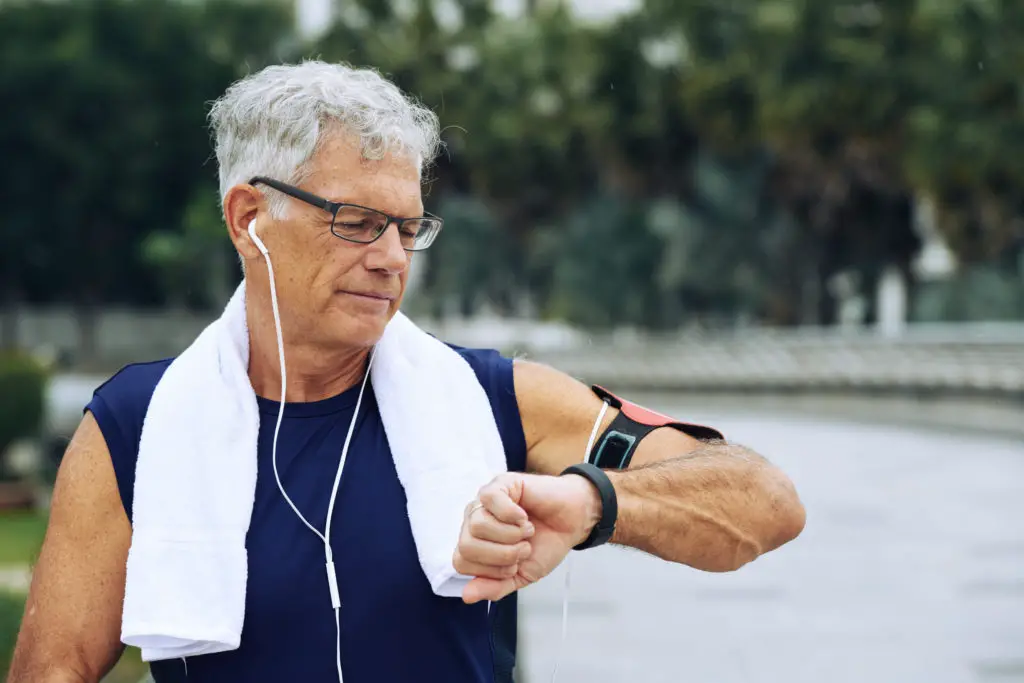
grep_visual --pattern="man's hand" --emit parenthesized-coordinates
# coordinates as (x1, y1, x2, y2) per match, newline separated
(454, 472, 602, 604)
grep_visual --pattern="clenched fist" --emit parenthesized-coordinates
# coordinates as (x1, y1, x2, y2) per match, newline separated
(454, 472, 603, 604)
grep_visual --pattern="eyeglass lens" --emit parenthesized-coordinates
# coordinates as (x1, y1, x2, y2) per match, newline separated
(332, 205, 440, 250)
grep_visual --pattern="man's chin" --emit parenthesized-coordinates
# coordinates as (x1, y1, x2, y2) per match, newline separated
(333, 309, 395, 348)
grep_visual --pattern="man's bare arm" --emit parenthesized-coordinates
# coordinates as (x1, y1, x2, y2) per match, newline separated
(516, 360, 805, 571)
(7, 412, 131, 683)
(601, 440, 803, 570)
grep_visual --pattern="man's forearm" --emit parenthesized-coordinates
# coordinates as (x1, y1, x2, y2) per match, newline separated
(605, 442, 805, 571)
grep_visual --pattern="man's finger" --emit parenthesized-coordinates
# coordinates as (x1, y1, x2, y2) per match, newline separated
(468, 507, 534, 544)
(462, 576, 519, 604)
(457, 537, 531, 568)
(452, 551, 519, 581)
(478, 481, 528, 525)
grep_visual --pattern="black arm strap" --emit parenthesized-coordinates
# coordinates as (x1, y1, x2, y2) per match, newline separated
(588, 385, 724, 470)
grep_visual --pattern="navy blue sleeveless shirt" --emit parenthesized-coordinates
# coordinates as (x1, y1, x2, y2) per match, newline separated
(85, 345, 525, 683)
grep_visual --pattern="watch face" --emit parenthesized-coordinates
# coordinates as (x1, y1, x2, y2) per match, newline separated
(593, 431, 636, 469)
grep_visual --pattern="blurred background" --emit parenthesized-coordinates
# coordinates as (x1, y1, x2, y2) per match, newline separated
(1, 0, 1023, 681)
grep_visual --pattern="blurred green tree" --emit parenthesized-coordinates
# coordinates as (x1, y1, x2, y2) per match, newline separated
(640, 0, 924, 324)
(3, 0, 1022, 336)
(0, 0, 292, 357)
(906, 0, 1024, 270)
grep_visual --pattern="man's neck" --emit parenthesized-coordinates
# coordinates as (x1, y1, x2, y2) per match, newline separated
(245, 296, 370, 404)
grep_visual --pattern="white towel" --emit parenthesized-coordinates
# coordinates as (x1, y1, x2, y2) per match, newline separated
(122, 281, 507, 661)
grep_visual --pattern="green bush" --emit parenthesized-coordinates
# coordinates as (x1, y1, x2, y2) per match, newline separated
(0, 590, 26, 678)
(0, 353, 48, 478)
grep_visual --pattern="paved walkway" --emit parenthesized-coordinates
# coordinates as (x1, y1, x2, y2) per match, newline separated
(517, 402, 1024, 683)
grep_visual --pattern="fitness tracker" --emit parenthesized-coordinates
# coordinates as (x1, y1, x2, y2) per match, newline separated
(559, 462, 618, 551)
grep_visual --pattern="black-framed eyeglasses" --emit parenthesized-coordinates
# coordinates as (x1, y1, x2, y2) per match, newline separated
(249, 176, 443, 251)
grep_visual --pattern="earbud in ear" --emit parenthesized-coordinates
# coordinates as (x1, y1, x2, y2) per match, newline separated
(248, 219, 269, 256)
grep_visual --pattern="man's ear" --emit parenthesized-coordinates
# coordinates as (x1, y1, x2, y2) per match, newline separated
(224, 183, 265, 261)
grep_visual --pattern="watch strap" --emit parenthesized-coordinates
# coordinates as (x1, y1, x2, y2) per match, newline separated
(559, 462, 618, 551)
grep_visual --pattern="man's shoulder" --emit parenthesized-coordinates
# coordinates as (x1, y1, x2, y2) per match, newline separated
(444, 343, 519, 389)
(80, 358, 175, 524)
(445, 342, 508, 365)
(88, 357, 176, 419)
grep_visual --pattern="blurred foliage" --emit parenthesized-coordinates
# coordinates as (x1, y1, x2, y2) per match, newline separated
(0, 511, 47, 565)
(0, 354, 47, 475)
(0, 590, 25, 678)
(418, 195, 521, 317)
(142, 189, 238, 310)
(2, 0, 1023, 337)
(0, 0, 293, 353)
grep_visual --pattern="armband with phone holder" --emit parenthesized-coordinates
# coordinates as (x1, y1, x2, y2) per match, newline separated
(588, 385, 725, 470)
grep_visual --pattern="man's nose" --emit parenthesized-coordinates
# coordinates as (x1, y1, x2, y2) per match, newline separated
(366, 222, 410, 274)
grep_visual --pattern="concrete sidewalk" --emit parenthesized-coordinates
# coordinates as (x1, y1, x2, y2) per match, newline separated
(517, 404, 1024, 683)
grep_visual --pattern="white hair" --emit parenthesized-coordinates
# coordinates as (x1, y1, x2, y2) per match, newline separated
(208, 60, 442, 217)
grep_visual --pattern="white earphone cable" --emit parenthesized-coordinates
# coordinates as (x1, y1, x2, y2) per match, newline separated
(256, 224, 367, 683)
(253, 220, 604, 683)
(325, 347, 375, 549)
(549, 398, 610, 683)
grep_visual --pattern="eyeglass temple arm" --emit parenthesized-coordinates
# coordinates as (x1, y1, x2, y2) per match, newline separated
(249, 176, 337, 213)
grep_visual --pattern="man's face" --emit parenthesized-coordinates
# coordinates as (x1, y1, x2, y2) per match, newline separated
(252, 133, 422, 350)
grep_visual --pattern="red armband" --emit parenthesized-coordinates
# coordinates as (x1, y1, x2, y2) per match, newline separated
(588, 385, 724, 470)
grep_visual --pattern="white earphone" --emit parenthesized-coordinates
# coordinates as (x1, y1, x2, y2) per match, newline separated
(250, 211, 372, 683)
(248, 218, 269, 256)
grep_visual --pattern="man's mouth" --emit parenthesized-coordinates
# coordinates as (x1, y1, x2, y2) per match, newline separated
(339, 290, 395, 302)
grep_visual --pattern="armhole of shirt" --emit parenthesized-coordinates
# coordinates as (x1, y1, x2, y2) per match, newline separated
(489, 352, 528, 474)
(453, 346, 528, 474)
(81, 360, 172, 523)
(85, 391, 137, 523)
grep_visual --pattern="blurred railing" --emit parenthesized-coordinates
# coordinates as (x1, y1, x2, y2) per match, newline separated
(454, 322, 1024, 399)
(32, 317, 1024, 440)
(11, 306, 1024, 388)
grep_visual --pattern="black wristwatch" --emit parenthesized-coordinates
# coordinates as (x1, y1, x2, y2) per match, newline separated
(559, 462, 618, 550)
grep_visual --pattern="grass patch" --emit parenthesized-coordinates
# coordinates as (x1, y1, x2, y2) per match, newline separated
(0, 590, 25, 677)
(0, 511, 48, 566)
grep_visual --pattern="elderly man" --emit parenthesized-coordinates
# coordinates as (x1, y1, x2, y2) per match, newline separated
(8, 61, 804, 683)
